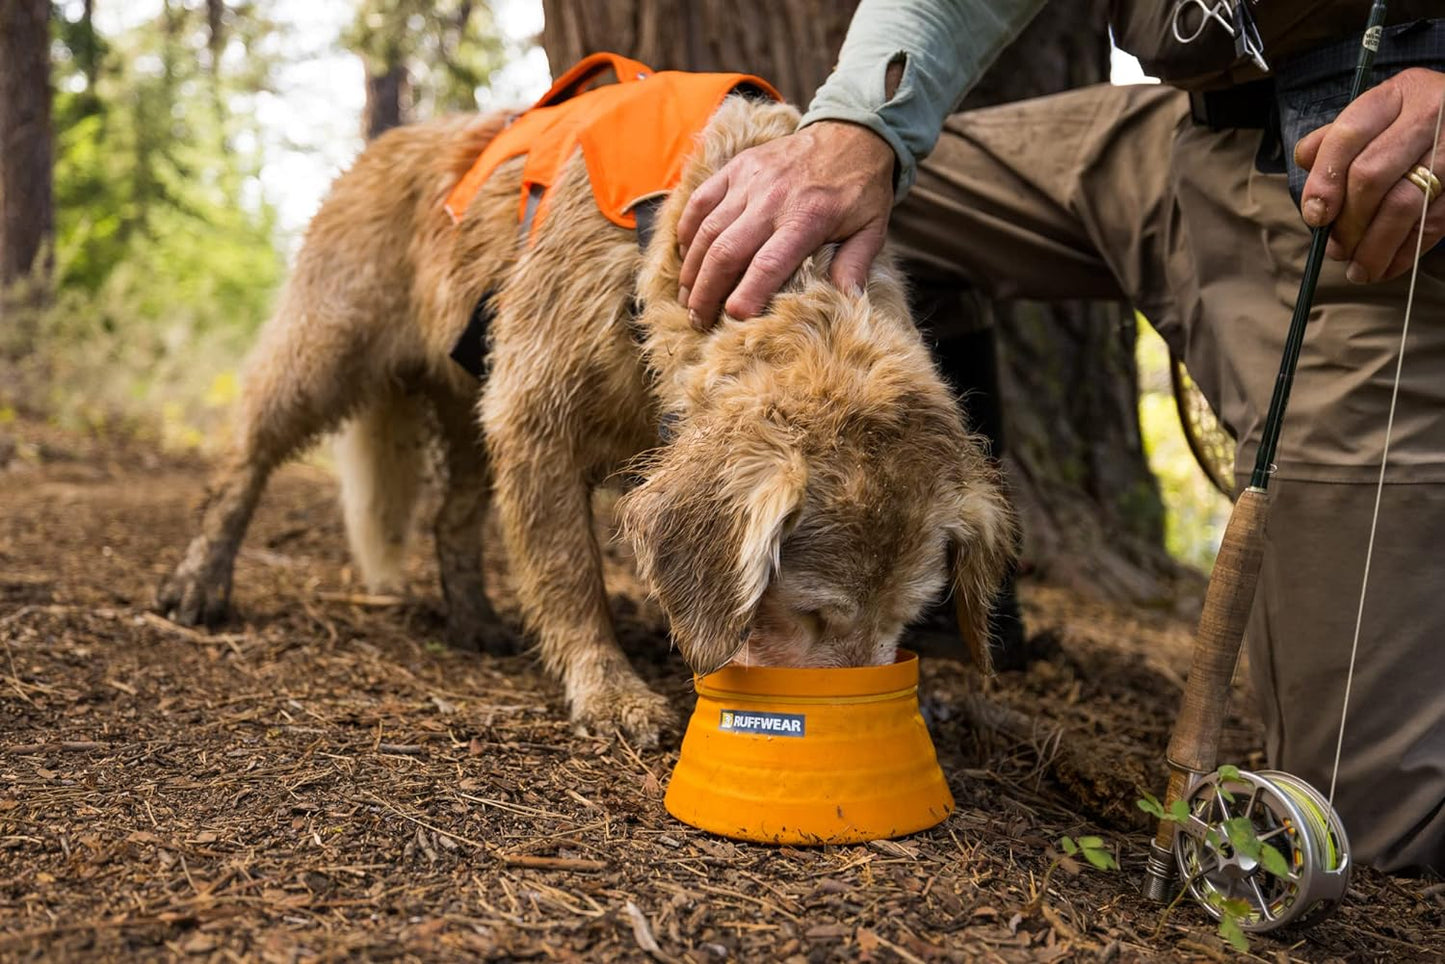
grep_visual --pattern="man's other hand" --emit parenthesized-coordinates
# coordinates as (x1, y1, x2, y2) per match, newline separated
(676, 120, 896, 328)
(1295, 68, 1445, 284)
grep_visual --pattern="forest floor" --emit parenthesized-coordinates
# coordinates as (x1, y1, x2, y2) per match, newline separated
(1, 416, 1442, 963)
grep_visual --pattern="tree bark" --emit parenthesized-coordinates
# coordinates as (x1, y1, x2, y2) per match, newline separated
(541, 0, 853, 107)
(0, 0, 55, 325)
(364, 64, 408, 141)
(539, 0, 1182, 602)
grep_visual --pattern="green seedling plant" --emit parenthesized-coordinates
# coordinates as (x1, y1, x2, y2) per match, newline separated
(1138, 765, 1291, 953)
(1026, 833, 1118, 916)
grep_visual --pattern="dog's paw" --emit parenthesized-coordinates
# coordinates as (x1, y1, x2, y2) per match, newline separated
(155, 541, 234, 627)
(571, 683, 678, 749)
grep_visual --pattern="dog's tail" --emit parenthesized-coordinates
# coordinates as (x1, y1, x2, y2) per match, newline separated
(335, 391, 429, 594)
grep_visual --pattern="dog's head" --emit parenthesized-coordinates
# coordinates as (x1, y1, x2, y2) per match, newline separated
(619, 258, 1016, 676)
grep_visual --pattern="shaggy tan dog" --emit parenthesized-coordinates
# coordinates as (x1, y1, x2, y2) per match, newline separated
(158, 95, 1015, 743)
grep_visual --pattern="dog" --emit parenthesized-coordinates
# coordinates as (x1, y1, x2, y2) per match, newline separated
(157, 84, 1016, 745)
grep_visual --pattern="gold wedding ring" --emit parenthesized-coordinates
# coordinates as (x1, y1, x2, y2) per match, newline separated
(1407, 164, 1442, 203)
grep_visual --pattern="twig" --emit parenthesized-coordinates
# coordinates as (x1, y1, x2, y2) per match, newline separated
(869, 931, 928, 964)
(136, 611, 248, 645)
(500, 854, 607, 872)
(2, 741, 106, 755)
(361, 791, 495, 854)
(314, 591, 407, 607)
(624, 900, 672, 963)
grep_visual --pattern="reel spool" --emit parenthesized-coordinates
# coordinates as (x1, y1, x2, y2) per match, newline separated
(1172, 768, 1351, 932)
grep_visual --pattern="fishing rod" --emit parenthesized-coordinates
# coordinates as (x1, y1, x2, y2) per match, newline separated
(1140, 0, 1393, 932)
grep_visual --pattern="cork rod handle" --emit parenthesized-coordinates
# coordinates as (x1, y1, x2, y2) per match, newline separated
(1152, 486, 1268, 854)
(1167, 485, 1268, 773)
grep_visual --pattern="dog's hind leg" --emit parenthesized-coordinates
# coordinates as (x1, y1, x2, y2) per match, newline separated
(336, 389, 428, 596)
(158, 300, 383, 626)
(430, 386, 507, 653)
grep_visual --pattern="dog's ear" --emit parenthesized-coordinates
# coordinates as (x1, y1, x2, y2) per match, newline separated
(618, 428, 806, 675)
(941, 480, 1016, 676)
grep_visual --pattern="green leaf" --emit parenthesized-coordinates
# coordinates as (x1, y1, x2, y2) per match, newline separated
(1218, 912, 1250, 953)
(1169, 799, 1191, 823)
(1219, 897, 1253, 918)
(1224, 818, 1262, 859)
(1136, 794, 1165, 819)
(1217, 764, 1241, 782)
(1082, 847, 1117, 871)
(1259, 842, 1291, 879)
(1059, 836, 1078, 855)
(1076, 836, 1104, 850)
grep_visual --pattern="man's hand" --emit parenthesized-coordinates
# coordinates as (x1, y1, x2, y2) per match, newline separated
(676, 120, 896, 328)
(1295, 67, 1445, 284)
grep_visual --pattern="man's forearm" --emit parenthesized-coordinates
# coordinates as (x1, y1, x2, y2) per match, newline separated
(799, 0, 1046, 200)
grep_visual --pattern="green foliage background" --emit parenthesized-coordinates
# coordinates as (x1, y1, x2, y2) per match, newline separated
(19, 1, 284, 446)
(1135, 316, 1231, 569)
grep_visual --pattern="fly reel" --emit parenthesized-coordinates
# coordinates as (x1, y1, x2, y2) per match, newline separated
(1172, 768, 1351, 932)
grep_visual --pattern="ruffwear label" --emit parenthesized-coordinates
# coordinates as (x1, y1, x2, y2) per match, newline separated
(718, 709, 805, 737)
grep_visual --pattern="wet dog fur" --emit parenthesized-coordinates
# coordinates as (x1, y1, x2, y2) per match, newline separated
(157, 96, 1016, 744)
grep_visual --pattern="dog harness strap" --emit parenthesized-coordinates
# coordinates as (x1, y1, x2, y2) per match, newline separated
(518, 184, 545, 243)
(449, 290, 495, 380)
(535, 51, 655, 107)
(631, 194, 665, 251)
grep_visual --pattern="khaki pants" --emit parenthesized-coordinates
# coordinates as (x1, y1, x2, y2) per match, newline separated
(890, 82, 1445, 872)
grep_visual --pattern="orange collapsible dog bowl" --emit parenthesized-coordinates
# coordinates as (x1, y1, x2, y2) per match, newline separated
(664, 651, 954, 844)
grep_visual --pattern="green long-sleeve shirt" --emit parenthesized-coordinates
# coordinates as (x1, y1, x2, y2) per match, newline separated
(798, 0, 1046, 200)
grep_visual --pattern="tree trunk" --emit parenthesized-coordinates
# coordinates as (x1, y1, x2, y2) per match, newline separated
(364, 64, 408, 141)
(541, 0, 853, 107)
(539, 0, 1182, 602)
(953, 2, 1182, 602)
(0, 0, 55, 328)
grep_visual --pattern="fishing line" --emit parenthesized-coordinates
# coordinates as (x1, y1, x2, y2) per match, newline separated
(1328, 93, 1445, 806)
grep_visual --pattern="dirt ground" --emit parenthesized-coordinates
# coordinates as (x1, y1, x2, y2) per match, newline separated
(2, 418, 1442, 963)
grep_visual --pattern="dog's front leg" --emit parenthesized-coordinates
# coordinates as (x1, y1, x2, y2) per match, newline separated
(484, 386, 675, 746)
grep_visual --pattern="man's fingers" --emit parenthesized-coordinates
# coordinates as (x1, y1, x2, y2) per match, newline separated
(686, 211, 775, 328)
(678, 191, 747, 293)
(1378, 201, 1445, 281)
(723, 223, 830, 320)
(827, 220, 887, 297)
(1295, 124, 1329, 171)
(1344, 176, 1432, 282)
(1301, 83, 1403, 228)
(676, 170, 730, 254)
(1331, 125, 1442, 262)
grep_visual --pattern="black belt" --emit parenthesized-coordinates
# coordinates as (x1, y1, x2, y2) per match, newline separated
(1188, 18, 1445, 134)
(1188, 79, 1274, 132)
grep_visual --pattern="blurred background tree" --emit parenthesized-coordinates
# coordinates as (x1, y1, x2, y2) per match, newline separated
(0, 0, 55, 332)
(346, 0, 506, 138)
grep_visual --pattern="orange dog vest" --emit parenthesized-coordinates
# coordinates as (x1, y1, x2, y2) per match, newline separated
(444, 52, 782, 237)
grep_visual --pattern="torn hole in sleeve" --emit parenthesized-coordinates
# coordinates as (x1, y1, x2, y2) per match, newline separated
(885, 52, 907, 102)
